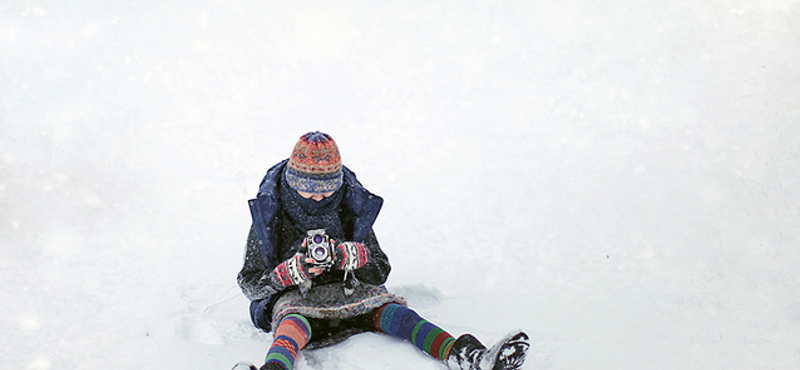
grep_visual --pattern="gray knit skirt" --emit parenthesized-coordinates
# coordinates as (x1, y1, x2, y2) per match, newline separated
(271, 282, 406, 348)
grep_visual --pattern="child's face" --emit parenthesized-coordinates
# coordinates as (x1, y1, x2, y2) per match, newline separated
(296, 190, 335, 201)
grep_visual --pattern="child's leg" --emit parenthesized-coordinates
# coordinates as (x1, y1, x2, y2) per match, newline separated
(372, 303, 456, 361)
(372, 303, 530, 370)
(263, 314, 312, 370)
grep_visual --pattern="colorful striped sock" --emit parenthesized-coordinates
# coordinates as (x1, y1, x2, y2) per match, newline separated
(264, 314, 311, 370)
(373, 303, 456, 361)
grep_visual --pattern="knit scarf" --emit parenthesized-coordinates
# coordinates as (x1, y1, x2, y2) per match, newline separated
(278, 168, 346, 241)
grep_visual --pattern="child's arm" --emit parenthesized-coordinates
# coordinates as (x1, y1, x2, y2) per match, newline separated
(236, 226, 283, 301)
(352, 229, 391, 285)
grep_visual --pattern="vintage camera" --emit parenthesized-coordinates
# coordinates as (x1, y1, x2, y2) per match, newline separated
(305, 229, 333, 268)
(303, 228, 361, 297)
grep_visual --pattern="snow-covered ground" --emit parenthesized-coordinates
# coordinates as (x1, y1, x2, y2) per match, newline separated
(2, 1, 799, 369)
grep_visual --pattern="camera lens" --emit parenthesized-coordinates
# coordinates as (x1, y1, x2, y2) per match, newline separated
(313, 235, 323, 244)
(313, 246, 326, 259)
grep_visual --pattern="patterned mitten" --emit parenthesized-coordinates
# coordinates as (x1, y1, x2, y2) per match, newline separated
(270, 253, 316, 288)
(333, 242, 370, 270)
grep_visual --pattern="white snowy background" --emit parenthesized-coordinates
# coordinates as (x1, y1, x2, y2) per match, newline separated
(2, 1, 799, 369)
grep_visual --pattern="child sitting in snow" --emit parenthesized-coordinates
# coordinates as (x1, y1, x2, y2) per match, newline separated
(237, 131, 529, 370)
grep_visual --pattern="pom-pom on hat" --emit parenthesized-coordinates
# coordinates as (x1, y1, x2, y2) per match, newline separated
(285, 131, 343, 193)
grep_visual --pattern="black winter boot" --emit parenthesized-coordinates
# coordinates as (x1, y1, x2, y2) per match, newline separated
(230, 362, 258, 370)
(446, 334, 486, 370)
(229, 361, 286, 370)
(445, 331, 530, 370)
(259, 362, 286, 370)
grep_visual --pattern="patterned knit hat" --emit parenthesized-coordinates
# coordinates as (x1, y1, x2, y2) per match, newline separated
(285, 131, 343, 193)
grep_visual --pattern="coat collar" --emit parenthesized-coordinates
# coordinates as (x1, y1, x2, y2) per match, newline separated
(249, 160, 383, 266)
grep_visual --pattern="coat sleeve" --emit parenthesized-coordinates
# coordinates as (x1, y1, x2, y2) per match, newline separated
(353, 228, 391, 286)
(237, 226, 284, 301)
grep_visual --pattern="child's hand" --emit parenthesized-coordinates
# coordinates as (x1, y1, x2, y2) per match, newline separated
(331, 240, 370, 270)
(271, 252, 323, 288)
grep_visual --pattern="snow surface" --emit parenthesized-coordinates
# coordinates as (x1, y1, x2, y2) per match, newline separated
(2, 1, 799, 369)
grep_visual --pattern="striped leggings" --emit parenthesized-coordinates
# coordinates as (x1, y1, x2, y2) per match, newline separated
(264, 304, 455, 370)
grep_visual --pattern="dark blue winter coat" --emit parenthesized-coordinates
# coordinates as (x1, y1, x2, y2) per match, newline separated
(237, 159, 391, 331)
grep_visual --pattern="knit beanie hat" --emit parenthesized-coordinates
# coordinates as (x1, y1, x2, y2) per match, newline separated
(285, 131, 344, 193)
